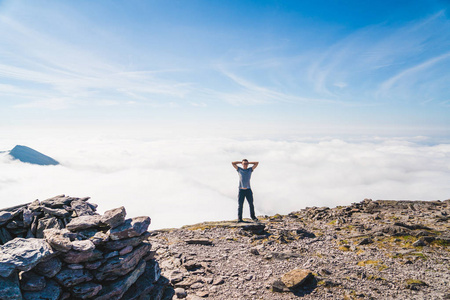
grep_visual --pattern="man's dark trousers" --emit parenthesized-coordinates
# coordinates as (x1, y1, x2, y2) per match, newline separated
(238, 188, 256, 220)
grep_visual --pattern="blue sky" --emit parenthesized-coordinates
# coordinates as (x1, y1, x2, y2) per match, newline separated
(1, 1, 450, 227)
(0, 0, 449, 137)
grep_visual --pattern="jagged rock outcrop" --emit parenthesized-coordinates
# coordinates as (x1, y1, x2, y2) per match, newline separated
(0, 195, 172, 299)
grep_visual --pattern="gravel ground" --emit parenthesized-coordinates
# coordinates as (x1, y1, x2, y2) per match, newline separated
(149, 199, 450, 300)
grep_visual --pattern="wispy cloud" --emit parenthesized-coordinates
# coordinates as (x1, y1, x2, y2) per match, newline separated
(216, 67, 350, 106)
(379, 51, 450, 93)
(0, 14, 196, 110)
(306, 11, 450, 104)
(13, 98, 78, 110)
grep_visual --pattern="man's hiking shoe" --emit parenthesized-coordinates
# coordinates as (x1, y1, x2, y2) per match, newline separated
(252, 217, 259, 222)
(237, 219, 244, 223)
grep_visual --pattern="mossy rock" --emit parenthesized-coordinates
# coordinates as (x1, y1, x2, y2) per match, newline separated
(339, 245, 351, 251)
(405, 279, 428, 290)
(357, 260, 382, 266)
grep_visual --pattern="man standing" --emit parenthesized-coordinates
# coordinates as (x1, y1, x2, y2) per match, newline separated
(232, 159, 259, 222)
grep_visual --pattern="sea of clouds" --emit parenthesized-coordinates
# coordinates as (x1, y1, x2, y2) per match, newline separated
(1, 127, 449, 229)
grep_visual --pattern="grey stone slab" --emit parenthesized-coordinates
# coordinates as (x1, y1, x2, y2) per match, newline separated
(95, 242, 151, 281)
(95, 260, 146, 300)
(22, 279, 61, 300)
(0, 238, 55, 278)
(66, 215, 102, 231)
(104, 232, 150, 251)
(71, 200, 96, 217)
(101, 206, 126, 228)
(54, 268, 93, 288)
(108, 216, 150, 241)
(34, 257, 62, 278)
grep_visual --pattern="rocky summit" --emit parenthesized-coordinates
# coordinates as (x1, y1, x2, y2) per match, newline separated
(0, 196, 449, 300)
(149, 199, 449, 300)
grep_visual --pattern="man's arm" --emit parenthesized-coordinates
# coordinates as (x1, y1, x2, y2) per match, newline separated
(250, 161, 259, 170)
(231, 161, 240, 170)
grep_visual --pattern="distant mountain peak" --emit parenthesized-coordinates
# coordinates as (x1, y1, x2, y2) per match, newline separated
(9, 145, 59, 166)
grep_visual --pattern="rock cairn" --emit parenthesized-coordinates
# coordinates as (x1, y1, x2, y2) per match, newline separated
(0, 195, 171, 300)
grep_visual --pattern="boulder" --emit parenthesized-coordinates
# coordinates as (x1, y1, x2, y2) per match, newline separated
(22, 209, 34, 227)
(101, 206, 126, 228)
(174, 288, 187, 299)
(295, 228, 316, 238)
(43, 229, 73, 252)
(54, 268, 93, 288)
(95, 242, 151, 280)
(0, 211, 15, 226)
(280, 268, 312, 289)
(185, 239, 213, 245)
(95, 259, 146, 300)
(0, 238, 55, 277)
(34, 257, 62, 278)
(104, 232, 150, 251)
(66, 215, 102, 231)
(169, 270, 184, 284)
(108, 216, 150, 240)
(358, 238, 373, 246)
(40, 195, 73, 208)
(62, 249, 103, 264)
(90, 231, 110, 246)
(412, 239, 427, 247)
(71, 200, 96, 217)
(72, 240, 95, 252)
(27, 200, 41, 212)
(22, 279, 61, 300)
(36, 218, 62, 238)
(20, 271, 46, 292)
(41, 207, 71, 218)
(121, 260, 161, 300)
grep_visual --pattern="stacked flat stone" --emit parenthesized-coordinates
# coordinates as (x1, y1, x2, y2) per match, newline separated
(0, 195, 169, 300)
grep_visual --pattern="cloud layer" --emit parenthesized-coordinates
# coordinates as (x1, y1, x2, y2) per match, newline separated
(1, 129, 449, 229)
